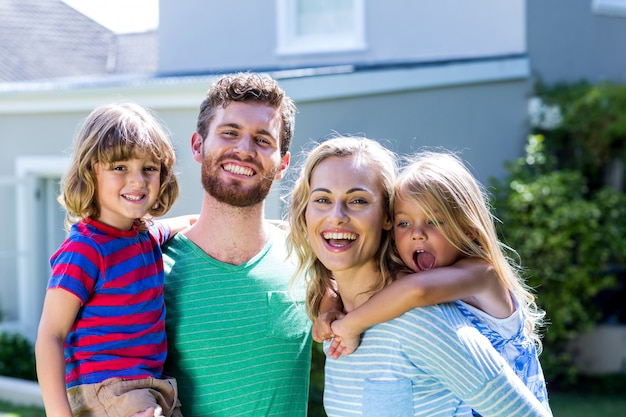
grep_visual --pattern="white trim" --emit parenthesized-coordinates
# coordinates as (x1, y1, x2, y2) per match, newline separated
(280, 57, 530, 102)
(0, 376, 43, 407)
(16, 156, 69, 178)
(276, 0, 367, 56)
(14, 156, 69, 339)
(0, 57, 530, 115)
(0, 76, 217, 114)
(592, 0, 626, 17)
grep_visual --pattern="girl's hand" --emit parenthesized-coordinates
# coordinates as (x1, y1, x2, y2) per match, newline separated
(327, 316, 362, 359)
(312, 310, 345, 342)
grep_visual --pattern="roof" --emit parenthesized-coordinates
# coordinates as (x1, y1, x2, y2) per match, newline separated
(0, 0, 157, 82)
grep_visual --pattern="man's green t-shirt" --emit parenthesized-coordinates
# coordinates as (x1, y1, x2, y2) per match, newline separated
(163, 225, 312, 417)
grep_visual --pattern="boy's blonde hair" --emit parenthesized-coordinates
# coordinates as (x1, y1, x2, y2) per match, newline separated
(60, 102, 179, 230)
(393, 151, 545, 349)
(287, 136, 397, 321)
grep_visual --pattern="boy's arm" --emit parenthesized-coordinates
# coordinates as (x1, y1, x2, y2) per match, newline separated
(268, 219, 289, 231)
(330, 258, 496, 356)
(35, 289, 81, 417)
(158, 214, 198, 236)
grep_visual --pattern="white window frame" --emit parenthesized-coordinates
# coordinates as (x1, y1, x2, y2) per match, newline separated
(276, 0, 367, 55)
(592, 0, 626, 17)
(0, 176, 23, 334)
(13, 156, 69, 340)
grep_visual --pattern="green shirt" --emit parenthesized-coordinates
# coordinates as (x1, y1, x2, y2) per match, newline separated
(163, 225, 312, 417)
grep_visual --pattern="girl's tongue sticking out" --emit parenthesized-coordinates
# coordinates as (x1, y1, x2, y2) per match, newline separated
(415, 251, 436, 271)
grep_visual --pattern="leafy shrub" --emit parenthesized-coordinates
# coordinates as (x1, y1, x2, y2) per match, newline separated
(0, 331, 37, 381)
(531, 80, 626, 193)
(492, 134, 626, 387)
(308, 342, 326, 416)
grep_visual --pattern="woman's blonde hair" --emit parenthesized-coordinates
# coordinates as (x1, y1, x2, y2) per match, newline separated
(59, 102, 179, 230)
(393, 151, 546, 350)
(287, 136, 397, 321)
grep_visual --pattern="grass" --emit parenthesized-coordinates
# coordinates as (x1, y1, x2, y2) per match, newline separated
(549, 392, 626, 417)
(0, 401, 43, 417)
(307, 373, 626, 417)
(547, 373, 626, 417)
(2, 395, 626, 417)
(1, 396, 626, 417)
(2, 376, 626, 417)
(307, 391, 626, 417)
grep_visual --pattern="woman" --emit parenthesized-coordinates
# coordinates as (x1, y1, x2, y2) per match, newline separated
(287, 136, 552, 417)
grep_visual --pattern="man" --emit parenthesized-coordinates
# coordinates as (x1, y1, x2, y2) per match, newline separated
(162, 73, 312, 416)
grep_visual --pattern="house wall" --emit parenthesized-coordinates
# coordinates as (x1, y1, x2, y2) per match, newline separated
(158, 0, 525, 74)
(288, 80, 527, 186)
(0, 61, 528, 337)
(527, 0, 626, 84)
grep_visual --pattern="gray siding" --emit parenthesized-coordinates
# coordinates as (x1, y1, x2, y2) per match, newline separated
(158, 0, 524, 75)
(527, 0, 626, 84)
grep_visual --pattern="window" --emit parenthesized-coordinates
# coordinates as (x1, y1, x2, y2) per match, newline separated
(0, 157, 68, 340)
(276, 0, 366, 55)
(592, 0, 626, 17)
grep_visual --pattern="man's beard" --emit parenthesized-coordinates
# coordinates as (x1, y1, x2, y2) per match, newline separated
(201, 154, 277, 207)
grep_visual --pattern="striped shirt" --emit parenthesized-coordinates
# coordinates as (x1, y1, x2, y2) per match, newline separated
(162, 225, 312, 417)
(48, 218, 171, 388)
(323, 303, 553, 417)
(455, 300, 550, 411)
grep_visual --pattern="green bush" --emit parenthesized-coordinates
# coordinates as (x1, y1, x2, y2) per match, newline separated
(0, 331, 37, 381)
(492, 134, 626, 387)
(531, 80, 626, 192)
(308, 342, 326, 417)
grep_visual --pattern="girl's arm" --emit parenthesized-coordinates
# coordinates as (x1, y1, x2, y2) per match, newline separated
(35, 289, 81, 417)
(328, 258, 498, 357)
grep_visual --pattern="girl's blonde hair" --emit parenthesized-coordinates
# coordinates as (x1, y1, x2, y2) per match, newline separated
(393, 151, 546, 350)
(59, 102, 179, 230)
(287, 136, 397, 321)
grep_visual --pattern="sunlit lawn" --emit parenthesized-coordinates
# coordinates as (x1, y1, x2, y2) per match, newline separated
(307, 392, 626, 417)
(2, 380, 626, 417)
(2, 395, 626, 417)
(549, 392, 626, 417)
(0, 401, 44, 417)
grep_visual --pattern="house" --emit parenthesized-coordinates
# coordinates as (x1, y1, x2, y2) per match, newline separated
(0, 0, 157, 337)
(0, 0, 157, 82)
(0, 0, 624, 349)
(527, 0, 626, 375)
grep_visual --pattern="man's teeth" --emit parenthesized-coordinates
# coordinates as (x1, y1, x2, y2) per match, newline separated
(323, 232, 357, 240)
(224, 163, 253, 176)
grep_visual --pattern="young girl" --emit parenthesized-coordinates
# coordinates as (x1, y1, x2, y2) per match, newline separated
(326, 150, 550, 412)
(35, 103, 189, 417)
(288, 137, 551, 416)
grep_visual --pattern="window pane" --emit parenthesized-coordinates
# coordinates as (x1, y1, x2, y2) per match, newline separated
(296, 0, 354, 36)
